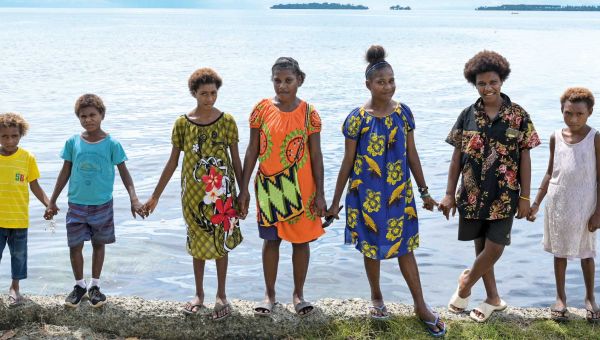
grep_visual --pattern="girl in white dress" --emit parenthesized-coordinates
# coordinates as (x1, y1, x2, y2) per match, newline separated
(529, 87, 600, 323)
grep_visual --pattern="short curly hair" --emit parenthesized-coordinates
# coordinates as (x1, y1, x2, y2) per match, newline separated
(74, 94, 106, 116)
(0, 112, 29, 136)
(188, 68, 222, 96)
(463, 50, 511, 85)
(560, 87, 595, 112)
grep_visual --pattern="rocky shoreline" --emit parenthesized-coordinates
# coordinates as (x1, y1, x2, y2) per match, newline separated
(0, 295, 592, 339)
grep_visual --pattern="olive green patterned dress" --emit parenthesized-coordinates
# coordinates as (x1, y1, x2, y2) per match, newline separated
(171, 113, 243, 260)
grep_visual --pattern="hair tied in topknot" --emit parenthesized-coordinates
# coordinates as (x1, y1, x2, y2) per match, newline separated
(365, 45, 391, 79)
(365, 45, 387, 64)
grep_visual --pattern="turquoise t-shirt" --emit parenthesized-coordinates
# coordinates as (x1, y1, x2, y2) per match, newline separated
(61, 134, 127, 205)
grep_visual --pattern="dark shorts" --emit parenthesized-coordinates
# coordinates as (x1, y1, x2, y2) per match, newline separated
(458, 216, 514, 246)
(66, 199, 115, 248)
(0, 227, 28, 280)
(258, 224, 281, 241)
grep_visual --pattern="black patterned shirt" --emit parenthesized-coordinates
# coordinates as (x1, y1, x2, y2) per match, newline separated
(446, 94, 541, 220)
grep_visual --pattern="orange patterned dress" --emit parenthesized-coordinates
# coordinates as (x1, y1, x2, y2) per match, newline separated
(249, 98, 324, 243)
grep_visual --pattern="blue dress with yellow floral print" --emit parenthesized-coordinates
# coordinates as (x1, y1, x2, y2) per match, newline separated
(343, 103, 419, 260)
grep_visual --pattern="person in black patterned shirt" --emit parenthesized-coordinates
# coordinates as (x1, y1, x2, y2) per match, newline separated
(439, 51, 540, 322)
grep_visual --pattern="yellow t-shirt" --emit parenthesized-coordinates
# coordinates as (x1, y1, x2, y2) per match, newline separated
(0, 148, 40, 229)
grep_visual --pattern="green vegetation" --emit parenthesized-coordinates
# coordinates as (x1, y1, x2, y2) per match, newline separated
(477, 4, 600, 11)
(271, 2, 368, 10)
(390, 5, 411, 10)
(301, 316, 600, 339)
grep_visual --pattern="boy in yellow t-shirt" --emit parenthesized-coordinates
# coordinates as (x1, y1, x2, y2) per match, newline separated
(0, 112, 49, 307)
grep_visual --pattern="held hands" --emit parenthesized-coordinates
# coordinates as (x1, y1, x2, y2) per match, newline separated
(141, 195, 159, 218)
(422, 196, 438, 211)
(326, 203, 342, 220)
(130, 198, 146, 219)
(438, 194, 456, 220)
(587, 212, 600, 232)
(515, 197, 530, 219)
(44, 202, 59, 220)
(526, 203, 539, 222)
(314, 194, 327, 217)
(237, 189, 250, 220)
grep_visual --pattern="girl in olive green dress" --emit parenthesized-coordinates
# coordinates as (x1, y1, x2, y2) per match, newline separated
(143, 68, 243, 321)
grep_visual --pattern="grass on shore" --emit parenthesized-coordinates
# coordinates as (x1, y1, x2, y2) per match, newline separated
(300, 316, 600, 339)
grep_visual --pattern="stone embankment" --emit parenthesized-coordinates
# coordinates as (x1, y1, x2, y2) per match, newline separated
(0, 295, 589, 339)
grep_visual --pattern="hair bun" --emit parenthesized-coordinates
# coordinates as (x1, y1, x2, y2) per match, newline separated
(365, 45, 386, 64)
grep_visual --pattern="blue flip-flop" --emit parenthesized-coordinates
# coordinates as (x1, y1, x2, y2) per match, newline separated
(420, 310, 446, 338)
(369, 305, 391, 321)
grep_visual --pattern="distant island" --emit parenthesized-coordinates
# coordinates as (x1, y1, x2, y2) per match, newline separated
(271, 2, 368, 10)
(390, 5, 411, 10)
(476, 4, 600, 11)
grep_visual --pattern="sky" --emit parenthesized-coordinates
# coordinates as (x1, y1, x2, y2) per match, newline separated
(0, 0, 599, 10)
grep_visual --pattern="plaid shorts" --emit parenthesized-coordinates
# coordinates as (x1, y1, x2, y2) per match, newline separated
(66, 199, 115, 248)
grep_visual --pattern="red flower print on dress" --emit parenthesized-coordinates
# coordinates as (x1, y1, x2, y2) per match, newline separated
(211, 197, 237, 232)
(202, 166, 223, 192)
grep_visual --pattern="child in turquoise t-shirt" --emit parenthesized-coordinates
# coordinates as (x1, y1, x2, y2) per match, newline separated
(45, 94, 145, 308)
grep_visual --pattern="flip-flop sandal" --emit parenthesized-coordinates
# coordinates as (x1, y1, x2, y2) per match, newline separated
(448, 268, 471, 313)
(469, 299, 508, 323)
(420, 310, 446, 338)
(253, 301, 276, 317)
(8, 295, 25, 308)
(294, 301, 316, 318)
(550, 307, 568, 322)
(182, 302, 206, 315)
(586, 309, 600, 324)
(369, 305, 391, 321)
(211, 303, 232, 321)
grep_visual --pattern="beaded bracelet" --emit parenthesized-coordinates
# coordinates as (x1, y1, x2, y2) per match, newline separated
(420, 193, 432, 199)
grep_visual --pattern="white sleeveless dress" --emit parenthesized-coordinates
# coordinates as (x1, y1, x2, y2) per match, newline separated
(543, 128, 597, 258)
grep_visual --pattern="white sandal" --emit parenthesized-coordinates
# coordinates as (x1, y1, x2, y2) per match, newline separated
(469, 299, 507, 322)
(448, 268, 471, 313)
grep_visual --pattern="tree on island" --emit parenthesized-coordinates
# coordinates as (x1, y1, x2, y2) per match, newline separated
(390, 5, 411, 10)
(271, 2, 369, 10)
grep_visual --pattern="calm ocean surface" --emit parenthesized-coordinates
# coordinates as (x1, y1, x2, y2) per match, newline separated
(1, 8, 599, 308)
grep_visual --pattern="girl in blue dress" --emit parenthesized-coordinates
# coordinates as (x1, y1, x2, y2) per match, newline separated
(327, 45, 445, 337)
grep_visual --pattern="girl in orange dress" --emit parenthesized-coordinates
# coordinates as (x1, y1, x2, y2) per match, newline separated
(239, 57, 326, 317)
